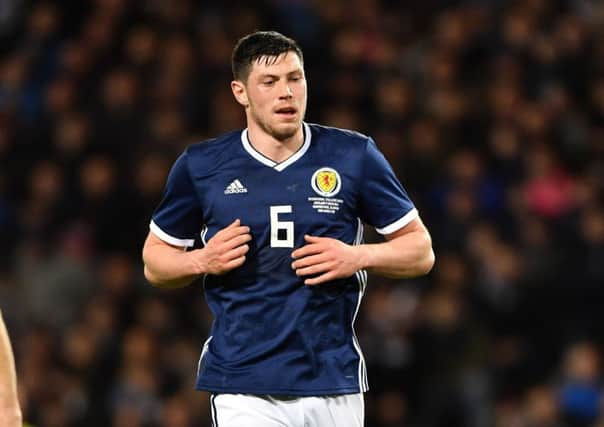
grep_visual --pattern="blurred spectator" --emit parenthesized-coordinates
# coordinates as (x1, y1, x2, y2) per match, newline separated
(559, 342, 603, 426)
(522, 385, 562, 427)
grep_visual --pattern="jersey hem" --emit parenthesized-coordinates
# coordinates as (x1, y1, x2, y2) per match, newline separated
(195, 384, 366, 396)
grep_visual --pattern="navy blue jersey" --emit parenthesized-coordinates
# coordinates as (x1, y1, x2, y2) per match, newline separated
(151, 123, 417, 395)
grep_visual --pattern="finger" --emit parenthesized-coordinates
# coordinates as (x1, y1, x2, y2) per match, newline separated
(221, 225, 250, 238)
(222, 244, 249, 260)
(291, 243, 324, 259)
(304, 234, 323, 243)
(222, 233, 252, 249)
(295, 261, 332, 277)
(305, 271, 336, 286)
(226, 219, 240, 228)
(291, 253, 328, 270)
(214, 219, 244, 238)
(218, 225, 251, 241)
(224, 255, 246, 270)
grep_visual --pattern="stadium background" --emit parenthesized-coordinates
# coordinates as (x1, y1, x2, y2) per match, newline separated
(0, 0, 603, 426)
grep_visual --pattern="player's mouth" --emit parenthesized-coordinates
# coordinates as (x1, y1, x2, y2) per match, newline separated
(275, 106, 298, 119)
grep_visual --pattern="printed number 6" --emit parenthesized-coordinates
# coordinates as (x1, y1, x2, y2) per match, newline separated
(270, 205, 294, 248)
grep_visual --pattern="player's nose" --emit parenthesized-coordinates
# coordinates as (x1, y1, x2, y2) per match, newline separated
(279, 83, 293, 99)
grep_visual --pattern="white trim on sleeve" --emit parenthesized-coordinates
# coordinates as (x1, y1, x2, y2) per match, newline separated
(375, 208, 419, 235)
(150, 220, 195, 248)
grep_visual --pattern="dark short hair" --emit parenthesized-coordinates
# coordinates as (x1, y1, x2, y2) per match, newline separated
(231, 31, 303, 82)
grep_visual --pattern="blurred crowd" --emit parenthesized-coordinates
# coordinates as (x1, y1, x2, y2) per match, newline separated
(0, 0, 603, 426)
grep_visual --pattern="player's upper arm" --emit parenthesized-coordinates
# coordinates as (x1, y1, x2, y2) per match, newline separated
(142, 230, 188, 272)
(142, 230, 199, 288)
(385, 216, 435, 276)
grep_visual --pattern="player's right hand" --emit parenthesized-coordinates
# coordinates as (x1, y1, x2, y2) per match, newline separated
(187, 219, 252, 275)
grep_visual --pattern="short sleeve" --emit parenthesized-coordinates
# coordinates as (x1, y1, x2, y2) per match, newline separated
(150, 151, 203, 247)
(359, 138, 418, 234)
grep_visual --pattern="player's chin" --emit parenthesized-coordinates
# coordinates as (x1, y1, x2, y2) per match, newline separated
(272, 122, 301, 140)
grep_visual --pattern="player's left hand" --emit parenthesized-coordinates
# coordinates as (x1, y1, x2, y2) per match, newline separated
(291, 235, 364, 285)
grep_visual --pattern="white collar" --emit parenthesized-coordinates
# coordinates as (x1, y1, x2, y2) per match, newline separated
(241, 122, 311, 172)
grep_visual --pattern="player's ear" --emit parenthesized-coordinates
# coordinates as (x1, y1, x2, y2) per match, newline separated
(231, 80, 249, 108)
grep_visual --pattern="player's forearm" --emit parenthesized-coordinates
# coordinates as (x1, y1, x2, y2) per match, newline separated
(0, 405, 21, 427)
(358, 229, 434, 278)
(0, 315, 20, 424)
(0, 386, 19, 414)
(143, 243, 202, 288)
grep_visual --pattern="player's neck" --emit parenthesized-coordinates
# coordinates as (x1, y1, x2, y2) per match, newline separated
(246, 122, 304, 164)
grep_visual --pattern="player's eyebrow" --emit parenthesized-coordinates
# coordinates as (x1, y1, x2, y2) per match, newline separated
(258, 70, 304, 79)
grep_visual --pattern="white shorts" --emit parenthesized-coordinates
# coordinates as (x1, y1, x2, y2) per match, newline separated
(209, 393, 364, 427)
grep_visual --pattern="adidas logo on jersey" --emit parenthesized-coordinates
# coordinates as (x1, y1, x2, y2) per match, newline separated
(224, 179, 248, 194)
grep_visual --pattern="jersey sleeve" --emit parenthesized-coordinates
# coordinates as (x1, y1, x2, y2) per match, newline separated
(150, 150, 202, 247)
(358, 138, 418, 235)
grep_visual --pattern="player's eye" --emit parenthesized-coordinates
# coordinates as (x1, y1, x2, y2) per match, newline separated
(263, 79, 275, 86)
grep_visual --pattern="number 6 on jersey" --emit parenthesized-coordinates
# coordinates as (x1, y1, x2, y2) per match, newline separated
(270, 205, 294, 248)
